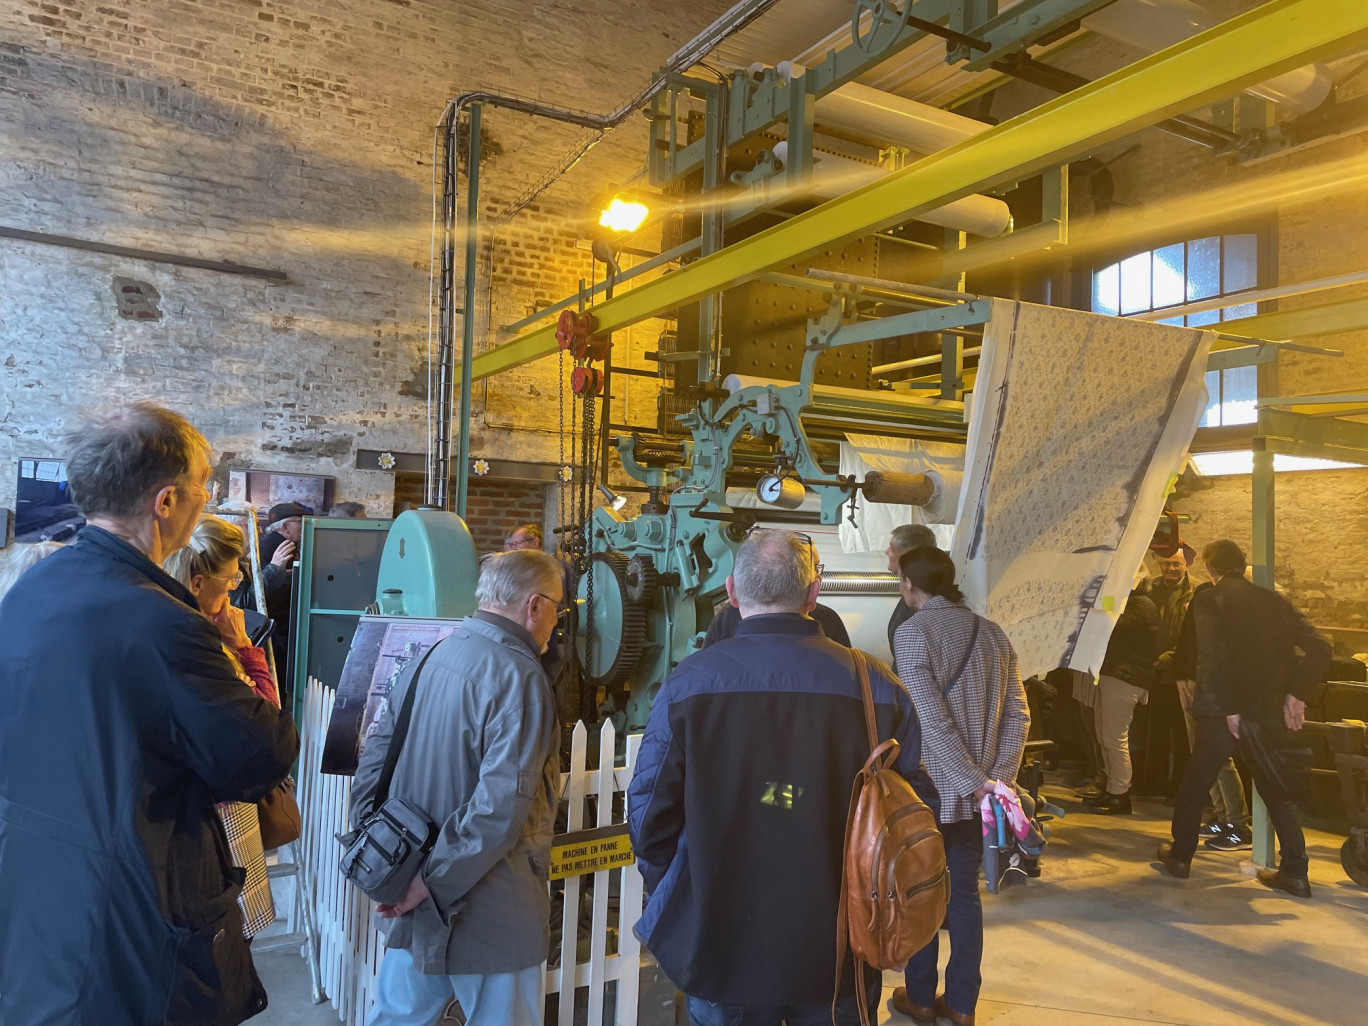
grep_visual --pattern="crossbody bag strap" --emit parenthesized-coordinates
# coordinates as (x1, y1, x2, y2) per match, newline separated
(943, 614, 982, 697)
(852, 648, 879, 754)
(372, 642, 440, 808)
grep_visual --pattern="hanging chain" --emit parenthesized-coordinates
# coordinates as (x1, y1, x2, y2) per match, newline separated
(580, 392, 597, 691)
(558, 349, 568, 551)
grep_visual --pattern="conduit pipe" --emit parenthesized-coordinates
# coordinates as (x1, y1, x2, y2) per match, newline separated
(1082, 0, 1332, 114)
(770, 141, 1011, 237)
(777, 62, 988, 152)
(769, 142, 1010, 237)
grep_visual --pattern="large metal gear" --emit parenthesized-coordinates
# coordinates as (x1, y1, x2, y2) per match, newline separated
(574, 551, 647, 689)
(623, 554, 660, 605)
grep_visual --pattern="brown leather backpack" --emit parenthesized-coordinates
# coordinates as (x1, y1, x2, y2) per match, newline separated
(834, 650, 948, 1026)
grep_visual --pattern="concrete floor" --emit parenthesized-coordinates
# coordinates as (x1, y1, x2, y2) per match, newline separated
(251, 791, 1368, 1026)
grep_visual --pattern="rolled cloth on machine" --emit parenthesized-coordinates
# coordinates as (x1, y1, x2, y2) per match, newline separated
(838, 436, 963, 553)
(862, 471, 934, 506)
(921, 468, 963, 524)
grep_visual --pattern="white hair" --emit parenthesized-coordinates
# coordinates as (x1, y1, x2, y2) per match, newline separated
(732, 530, 816, 610)
(475, 549, 563, 609)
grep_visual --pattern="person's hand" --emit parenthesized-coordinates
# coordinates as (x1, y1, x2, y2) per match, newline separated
(270, 540, 297, 567)
(212, 602, 252, 650)
(973, 780, 998, 802)
(376, 873, 430, 919)
(1284, 694, 1307, 732)
(1155, 650, 1174, 671)
(1226, 714, 1242, 740)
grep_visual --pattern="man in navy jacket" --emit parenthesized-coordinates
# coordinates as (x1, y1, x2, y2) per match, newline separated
(628, 530, 934, 1025)
(0, 403, 299, 1026)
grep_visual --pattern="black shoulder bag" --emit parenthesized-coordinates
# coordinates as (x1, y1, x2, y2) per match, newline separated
(337, 645, 440, 904)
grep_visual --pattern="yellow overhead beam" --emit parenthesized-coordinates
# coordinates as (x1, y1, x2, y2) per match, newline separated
(470, 0, 1368, 382)
(1211, 296, 1368, 347)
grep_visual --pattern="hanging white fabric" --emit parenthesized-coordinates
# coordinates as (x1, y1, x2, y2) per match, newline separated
(950, 300, 1211, 679)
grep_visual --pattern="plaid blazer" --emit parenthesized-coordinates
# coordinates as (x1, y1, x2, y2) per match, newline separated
(893, 595, 1029, 822)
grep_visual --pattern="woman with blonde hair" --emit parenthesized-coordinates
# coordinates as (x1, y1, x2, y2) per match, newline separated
(165, 514, 279, 938)
(0, 540, 65, 601)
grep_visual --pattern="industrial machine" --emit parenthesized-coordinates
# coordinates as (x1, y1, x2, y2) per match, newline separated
(569, 290, 974, 733)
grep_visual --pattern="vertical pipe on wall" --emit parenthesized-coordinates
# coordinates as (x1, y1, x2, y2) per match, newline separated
(1250, 436, 1277, 868)
(456, 104, 482, 520)
(433, 108, 458, 509)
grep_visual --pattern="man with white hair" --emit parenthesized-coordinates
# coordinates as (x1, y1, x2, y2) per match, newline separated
(352, 549, 565, 1026)
(629, 530, 933, 1025)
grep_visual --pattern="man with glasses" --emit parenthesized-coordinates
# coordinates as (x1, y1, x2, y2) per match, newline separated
(630, 530, 931, 1025)
(353, 549, 565, 1026)
(702, 530, 850, 648)
(0, 403, 299, 1026)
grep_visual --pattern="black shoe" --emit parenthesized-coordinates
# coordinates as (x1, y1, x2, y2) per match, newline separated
(1205, 827, 1253, 852)
(1083, 791, 1132, 814)
(1256, 868, 1311, 898)
(1156, 842, 1191, 879)
(1199, 821, 1226, 838)
(1074, 784, 1107, 800)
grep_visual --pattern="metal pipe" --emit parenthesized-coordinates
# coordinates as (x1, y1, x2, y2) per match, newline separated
(431, 0, 788, 505)
(804, 270, 985, 304)
(776, 63, 986, 152)
(770, 142, 1011, 237)
(455, 104, 481, 519)
(1132, 268, 1368, 322)
(873, 347, 983, 376)
(1082, 0, 1333, 114)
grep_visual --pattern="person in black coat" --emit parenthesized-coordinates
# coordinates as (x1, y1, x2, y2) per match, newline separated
(0, 403, 299, 1026)
(1082, 576, 1159, 815)
(1158, 539, 1331, 894)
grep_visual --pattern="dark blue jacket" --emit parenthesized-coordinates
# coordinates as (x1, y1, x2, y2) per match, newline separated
(627, 614, 935, 1005)
(0, 527, 299, 1026)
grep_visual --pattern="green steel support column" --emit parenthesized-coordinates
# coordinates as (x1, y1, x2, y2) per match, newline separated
(1251, 437, 1277, 868)
(456, 103, 480, 518)
(466, 0, 1368, 383)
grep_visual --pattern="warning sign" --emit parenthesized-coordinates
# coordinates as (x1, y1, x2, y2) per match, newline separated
(549, 824, 634, 880)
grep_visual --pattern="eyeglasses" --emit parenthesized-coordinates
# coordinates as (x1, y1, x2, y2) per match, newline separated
(207, 570, 244, 587)
(745, 527, 823, 578)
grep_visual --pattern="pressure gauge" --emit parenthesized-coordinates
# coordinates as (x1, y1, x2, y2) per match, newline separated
(756, 473, 806, 509)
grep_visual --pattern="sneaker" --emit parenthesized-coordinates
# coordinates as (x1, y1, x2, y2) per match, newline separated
(1205, 827, 1253, 852)
(1199, 822, 1226, 838)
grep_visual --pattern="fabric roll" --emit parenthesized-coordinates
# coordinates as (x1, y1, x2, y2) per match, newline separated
(921, 467, 964, 524)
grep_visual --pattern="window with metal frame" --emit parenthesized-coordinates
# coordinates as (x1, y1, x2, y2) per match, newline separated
(1091, 232, 1261, 428)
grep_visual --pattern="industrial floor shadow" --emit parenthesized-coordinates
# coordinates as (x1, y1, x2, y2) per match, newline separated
(250, 792, 1368, 1025)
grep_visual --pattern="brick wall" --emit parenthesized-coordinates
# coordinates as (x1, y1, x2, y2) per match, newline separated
(0, 0, 731, 552)
(392, 471, 554, 558)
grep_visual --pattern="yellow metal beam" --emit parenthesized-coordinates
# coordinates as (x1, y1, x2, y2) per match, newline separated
(1211, 295, 1368, 347)
(471, 0, 1368, 382)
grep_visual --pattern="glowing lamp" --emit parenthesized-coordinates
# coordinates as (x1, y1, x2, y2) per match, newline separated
(598, 197, 648, 234)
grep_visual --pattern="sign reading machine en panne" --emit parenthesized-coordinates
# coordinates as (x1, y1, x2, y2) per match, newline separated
(549, 824, 633, 880)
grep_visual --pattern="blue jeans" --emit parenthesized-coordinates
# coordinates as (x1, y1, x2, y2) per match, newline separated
(903, 818, 984, 1018)
(365, 946, 543, 1026)
(687, 976, 882, 1026)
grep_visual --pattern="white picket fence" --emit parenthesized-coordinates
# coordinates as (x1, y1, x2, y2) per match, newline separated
(297, 677, 647, 1026)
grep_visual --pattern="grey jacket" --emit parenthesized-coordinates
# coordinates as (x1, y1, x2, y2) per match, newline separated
(351, 612, 560, 974)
